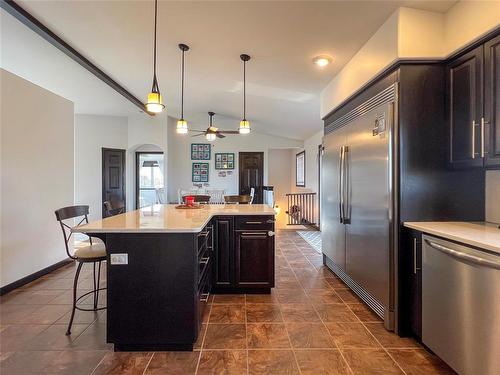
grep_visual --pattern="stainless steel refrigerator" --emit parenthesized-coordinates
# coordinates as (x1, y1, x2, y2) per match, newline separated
(321, 84, 396, 329)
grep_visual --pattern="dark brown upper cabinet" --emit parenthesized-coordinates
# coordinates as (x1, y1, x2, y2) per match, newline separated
(447, 32, 500, 170)
(447, 46, 484, 168)
(485, 34, 500, 168)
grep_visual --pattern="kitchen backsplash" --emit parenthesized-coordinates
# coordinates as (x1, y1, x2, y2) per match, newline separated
(486, 170, 500, 224)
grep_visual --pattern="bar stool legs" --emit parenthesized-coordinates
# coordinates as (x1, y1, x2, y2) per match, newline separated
(66, 262, 84, 335)
(66, 260, 106, 336)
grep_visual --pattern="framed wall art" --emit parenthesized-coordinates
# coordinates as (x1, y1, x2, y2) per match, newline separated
(192, 162, 209, 183)
(215, 153, 235, 170)
(191, 144, 211, 160)
(296, 151, 305, 187)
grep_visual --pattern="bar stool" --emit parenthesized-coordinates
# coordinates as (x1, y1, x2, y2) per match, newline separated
(54, 205, 107, 335)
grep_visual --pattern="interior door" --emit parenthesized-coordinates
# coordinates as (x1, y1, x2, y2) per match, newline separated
(102, 148, 126, 218)
(239, 152, 264, 203)
(344, 103, 390, 308)
(321, 127, 347, 271)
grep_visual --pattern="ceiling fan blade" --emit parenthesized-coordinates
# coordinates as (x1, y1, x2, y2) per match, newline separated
(219, 130, 240, 134)
(216, 133, 226, 138)
(189, 129, 205, 133)
(191, 133, 205, 137)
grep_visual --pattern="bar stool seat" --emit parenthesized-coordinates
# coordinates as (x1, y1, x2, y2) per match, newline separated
(74, 243, 106, 259)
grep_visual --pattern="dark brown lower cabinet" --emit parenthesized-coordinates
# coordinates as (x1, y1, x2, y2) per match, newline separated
(235, 230, 275, 289)
(401, 228, 422, 340)
(214, 215, 275, 292)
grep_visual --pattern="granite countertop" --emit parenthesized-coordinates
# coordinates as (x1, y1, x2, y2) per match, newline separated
(73, 204, 275, 234)
(404, 221, 500, 254)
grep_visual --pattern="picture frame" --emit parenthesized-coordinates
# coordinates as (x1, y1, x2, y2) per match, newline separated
(296, 151, 305, 187)
(215, 153, 235, 169)
(191, 144, 211, 160)
(192, 162, 209, 182)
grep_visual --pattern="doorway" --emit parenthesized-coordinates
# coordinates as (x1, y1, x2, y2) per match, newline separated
(102, 148, 126, 218)
(239, 152, 264, 204)
(135, 152, 164, 208)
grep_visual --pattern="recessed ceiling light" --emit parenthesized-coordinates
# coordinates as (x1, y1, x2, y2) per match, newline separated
(313, 55, 333, 67)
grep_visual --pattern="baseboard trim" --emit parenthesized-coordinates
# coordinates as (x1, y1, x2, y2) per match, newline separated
(0, 258, 74, 296)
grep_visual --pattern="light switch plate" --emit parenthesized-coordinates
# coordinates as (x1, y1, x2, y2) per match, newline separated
(110, 253, 128, 265)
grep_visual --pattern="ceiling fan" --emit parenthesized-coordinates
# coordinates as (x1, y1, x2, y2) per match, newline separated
(191, 112, 239, 141)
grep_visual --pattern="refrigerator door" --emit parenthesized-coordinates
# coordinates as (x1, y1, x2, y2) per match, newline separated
(345, 103, 391, 309)
(321, 127, 348, 271)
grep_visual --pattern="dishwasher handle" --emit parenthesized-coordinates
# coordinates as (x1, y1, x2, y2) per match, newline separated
(425, 239, 500, 270)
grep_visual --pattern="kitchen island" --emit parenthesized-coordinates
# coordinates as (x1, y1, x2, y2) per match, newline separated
(73, 204, 276, 351)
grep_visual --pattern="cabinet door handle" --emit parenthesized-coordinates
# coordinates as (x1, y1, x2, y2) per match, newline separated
(481, 118, 484, 158)
(413, 238, 418, 274)
(471, 120, 476, 159)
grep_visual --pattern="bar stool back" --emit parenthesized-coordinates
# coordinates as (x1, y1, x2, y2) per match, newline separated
(55, 205, 106, 335)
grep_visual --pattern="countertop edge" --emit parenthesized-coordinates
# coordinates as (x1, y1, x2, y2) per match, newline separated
(72, 210, 275, 234)
(404, 222, 500, 254)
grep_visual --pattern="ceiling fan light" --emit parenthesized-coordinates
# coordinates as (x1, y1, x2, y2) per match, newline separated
(146, 92, 165, 113)
(206, 132, 216, 141)
(239, 119, 251, 134)
(176, 119, 188, 134)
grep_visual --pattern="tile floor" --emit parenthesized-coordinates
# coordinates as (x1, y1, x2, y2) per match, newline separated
(0, 230, 455, 375)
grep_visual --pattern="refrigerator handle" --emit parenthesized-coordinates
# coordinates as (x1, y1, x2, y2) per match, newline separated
(343, 145, 350, 224)
(338, 146, 344, 223)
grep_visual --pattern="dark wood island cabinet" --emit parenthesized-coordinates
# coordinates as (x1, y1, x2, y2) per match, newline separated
(73, 204, 275, 351)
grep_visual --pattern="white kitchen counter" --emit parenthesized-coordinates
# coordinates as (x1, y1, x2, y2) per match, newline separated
(73, 204, 275, 233)
(404, 221, 500, 254)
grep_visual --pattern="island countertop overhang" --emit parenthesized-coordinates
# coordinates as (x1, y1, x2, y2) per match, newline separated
(72, 204, 276, 234)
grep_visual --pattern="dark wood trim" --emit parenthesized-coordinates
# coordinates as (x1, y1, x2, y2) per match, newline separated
(102, 148, 126, 218)
(0, 0, 149, 114)
(0, 258, 74, 295)
(295, 150, 306, 187)
(135, 151, 164, 208)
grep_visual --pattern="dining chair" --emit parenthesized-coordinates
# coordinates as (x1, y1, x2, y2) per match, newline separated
(155, 188, 166, 204)
(103, 200, 125, 217)
(54, 205, 106, 335)
(249, 187, 255, 204)
(206, 189, 225, 204)
(224, 195, 252, 204)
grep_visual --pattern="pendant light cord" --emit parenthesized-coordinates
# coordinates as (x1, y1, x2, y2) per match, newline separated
(153, 0, 158, 90)
(243, 59, 246, 119)
(181, 48, 185, 119)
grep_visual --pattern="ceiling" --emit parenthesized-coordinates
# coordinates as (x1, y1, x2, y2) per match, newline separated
(8, 0, 457, 140)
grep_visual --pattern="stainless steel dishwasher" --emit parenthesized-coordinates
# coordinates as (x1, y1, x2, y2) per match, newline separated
(422, 235, 500, 375)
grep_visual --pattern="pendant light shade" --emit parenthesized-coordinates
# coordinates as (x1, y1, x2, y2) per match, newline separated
(239, 54, 251, 134)
(176, 43, 190, 134)
(145, 0, 164, 114)
(206, 132, 216, 141)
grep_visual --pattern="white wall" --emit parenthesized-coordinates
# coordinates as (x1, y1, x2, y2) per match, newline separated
(268, 149, 294, 229)
(486, 170, 500, 225)
(166, 116, 302, 203)
(321, 3, 500, 117)
(75, 114, 128, 221)
(1, 69, 74, 287)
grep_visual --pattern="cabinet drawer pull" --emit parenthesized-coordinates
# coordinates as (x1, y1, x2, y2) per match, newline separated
(200, 292, 210, 302)
(198, 231, 209, 238)
(245, 221, 263, 224)
(242, 232, 267, 236)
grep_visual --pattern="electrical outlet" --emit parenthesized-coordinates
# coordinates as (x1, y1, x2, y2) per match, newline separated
(110, 253, 128, 265)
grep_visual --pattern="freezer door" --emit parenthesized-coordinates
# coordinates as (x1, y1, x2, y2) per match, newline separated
(344, 103, 391, 308)
(321, 127, 347, 271)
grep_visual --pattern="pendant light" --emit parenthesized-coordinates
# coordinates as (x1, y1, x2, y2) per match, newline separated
(239, 54, 251, 134)
(176, 43, 190, 134)
(145, 0, 164, 114)
(206, 112, 217, 141)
